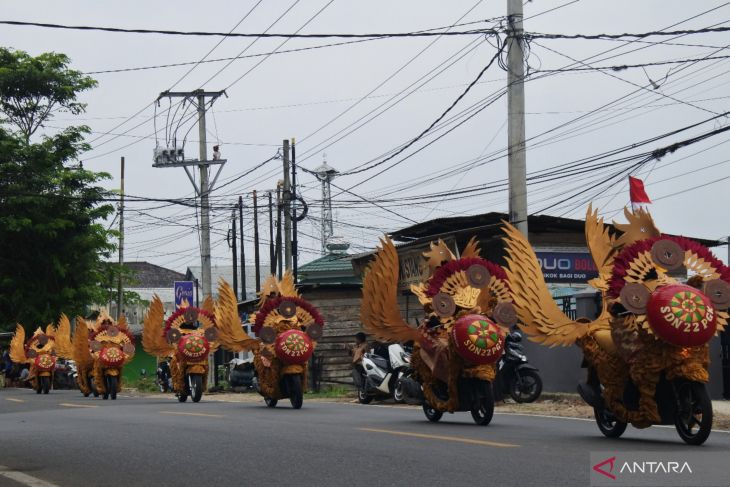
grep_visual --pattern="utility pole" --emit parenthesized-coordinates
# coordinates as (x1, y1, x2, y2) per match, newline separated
(314, 158, 338, 254)
(276, 184, 283, 279)
(506, 0, 528, 236)
(282, 139, 292, 272)
(239, 196, 246, 301)
(253, 191, 261, 293)
(229, 210, 238, 301)
(268, 192, 275, 275)
(291, 138, 299, 282)
(154, 89, 227, 301)
(117, 156, 125, 320)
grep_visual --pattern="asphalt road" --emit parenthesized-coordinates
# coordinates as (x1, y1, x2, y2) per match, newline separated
(1, 389, 729, 487)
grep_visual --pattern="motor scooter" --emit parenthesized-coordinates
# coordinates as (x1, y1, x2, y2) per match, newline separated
(353, 343, 411, 404)
(495, 330, 542, 403)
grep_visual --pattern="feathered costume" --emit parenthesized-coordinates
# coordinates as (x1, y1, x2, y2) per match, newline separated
(56, 311, 136, 397)
(502, 205, 730, 428)
(216, 273, 324, 406)
(361, 237, 516, 415)
(9, 323, 59, 393)
(143, 292, 220, 399)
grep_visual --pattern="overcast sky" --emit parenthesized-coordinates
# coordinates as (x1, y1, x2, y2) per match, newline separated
(3, 0, 729, 273)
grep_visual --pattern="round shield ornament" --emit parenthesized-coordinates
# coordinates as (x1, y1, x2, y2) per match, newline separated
(306, 322, 323, 340)
(204, 326, 219, 342)
(37, 335, 49, 347)
(183, 308, 199, 325)
(450, 314, 505, 365)
(106, 325, 119, 337)
(704, 279, 730, 310)
(274, 329, 314, 365)
(646, 284, 717, 347)
(90, 340, 103, 352)
(122, 343, 136, 355)
(26, 348, 38, 359)
(620, 283, 651, 314)
(493, 302, 518, 327)
(278, 300, 297, 318)
(166, 328, 181, 344)
(432, 292, 456, 318)
(34, 354, 56, 371)
(259, 326, 277, 344)
(177, 334, 210, 360)
(466, 264, 491, 288)
(651, 239, 684, 271)
(99, 346, 125, 367)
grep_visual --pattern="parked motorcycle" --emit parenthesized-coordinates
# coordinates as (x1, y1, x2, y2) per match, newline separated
(229, 357, 257, 390)
(496, 330, 542, 403)
(353, 343, 412, 404)
(156, 360, 172, 392)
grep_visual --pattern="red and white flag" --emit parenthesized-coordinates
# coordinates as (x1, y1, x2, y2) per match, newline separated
(629, 176, 651, 212)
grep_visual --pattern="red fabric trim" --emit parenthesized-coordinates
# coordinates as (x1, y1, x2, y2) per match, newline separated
(426, 257, 509, 297)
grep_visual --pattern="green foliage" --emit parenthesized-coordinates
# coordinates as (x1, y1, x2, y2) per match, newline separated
(0, 47, 97, 141)
(128, 376, 159, 393)
(0, 47, 115, 332)
(304, 386, 353, 398)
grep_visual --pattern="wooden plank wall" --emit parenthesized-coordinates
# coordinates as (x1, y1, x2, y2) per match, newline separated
(302, 287, 425, 387)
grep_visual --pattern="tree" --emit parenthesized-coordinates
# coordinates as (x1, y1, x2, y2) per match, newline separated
(0, 48, 96, 142)
(0, 48, 114, 331)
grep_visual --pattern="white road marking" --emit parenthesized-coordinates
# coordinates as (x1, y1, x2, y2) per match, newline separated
(159, 411, 224, 418)
(58, 403, 98, 408)
(4, 398, 25, 403)
(0, 466, 59, 487)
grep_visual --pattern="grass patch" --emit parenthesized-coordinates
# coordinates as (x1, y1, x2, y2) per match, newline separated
(126, 376, 159, 393)
(305, 386, 353, 398)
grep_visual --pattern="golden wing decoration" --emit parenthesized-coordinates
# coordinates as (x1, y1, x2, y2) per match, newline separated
(118, 314, 128, 330)
(201, 295, 215, 314)
(258, 275, 279, 307)
(72, 318, 93, 369)
(9, 324, 28, 363)
(142, 295, 174, 357)
(502, 222, 598, 347)
(215, 279, 259, 352)
(361, 237, 421, 344)
(44, 323, 56, 338)
(613, 207, 660, 248)
(585, 204, 617, 291)
(54, 314, 74, 360)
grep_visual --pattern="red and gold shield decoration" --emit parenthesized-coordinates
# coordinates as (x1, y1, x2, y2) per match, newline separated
(99, 346, 126, 368)
(34, 353, 56, 372)
(646, 284, 717, 347)
(274, 329, 314, 365)
(450, 314, 505, 365)
(177, 334, 211, 361)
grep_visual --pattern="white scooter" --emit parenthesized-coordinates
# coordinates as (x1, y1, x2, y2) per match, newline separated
(354, 344, 411, 404)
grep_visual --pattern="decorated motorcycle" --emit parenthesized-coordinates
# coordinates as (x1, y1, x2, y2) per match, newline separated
(143, 295, 220, 403)
(9, 323, 59, 394)
(361, 237, 516, 425)
(56, 311, 135, 400)
(216, 274, 324, 409)
(502, 206, 730, 445)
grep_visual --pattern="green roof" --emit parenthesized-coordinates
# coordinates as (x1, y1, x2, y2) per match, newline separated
(298, 253, 361, 285)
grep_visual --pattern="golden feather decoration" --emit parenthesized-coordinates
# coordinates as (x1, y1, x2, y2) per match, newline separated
(278, 271, 300, 298)
(118, 314, 128, 330)
(502, 221, 608, 347)
(44, 323, 56, 338)
(585, 204, 617, 275)
(258, 275, 280, 307)
(54, 313, 74, 360)
(613, 207, 660, 248)
(201, 296, 215, 314)
(424, 239, 456, 271)
(360, 237, 421, 344)
(215, 279, 259, 352)
(72, 318, 93, 369)
(142, 295, 175, 357)
(9, 324, 27, 364)
(460, 236, 481, 259)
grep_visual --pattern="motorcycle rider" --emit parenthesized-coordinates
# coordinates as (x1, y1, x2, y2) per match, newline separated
(348, 332, 368, 374)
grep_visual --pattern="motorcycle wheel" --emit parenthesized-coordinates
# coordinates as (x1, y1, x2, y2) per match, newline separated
(470, 383, 495, 426)
(287, 375, 303, 410)
(594, 407, 627, 438)
(41, 376, 50, 394)
(422, 401, 443, 422)
(106, 376, 118, 400)
(189, 374, 203, 403)
(393, 376, 406, 404)
(177, 392, 188, 403)
(264, 397, 278, 408)
(83, 391, 90, 397)
(35, 380, 42, 394)
(674, 382, 712, 446)
(90, 377, 99, 397)
(357, 386, 373, 404)
(509, 370, 543, 403)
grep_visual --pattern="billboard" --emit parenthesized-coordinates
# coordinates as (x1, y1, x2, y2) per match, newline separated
(174, 281, 195, 307)
(535, 251, 598, 283)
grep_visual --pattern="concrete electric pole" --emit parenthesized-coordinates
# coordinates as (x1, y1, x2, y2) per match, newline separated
(282, 139, 292, 272)
(117, 156, 125, 320)
(507, 0, 528, 236)
(154, 89, 227, 300)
